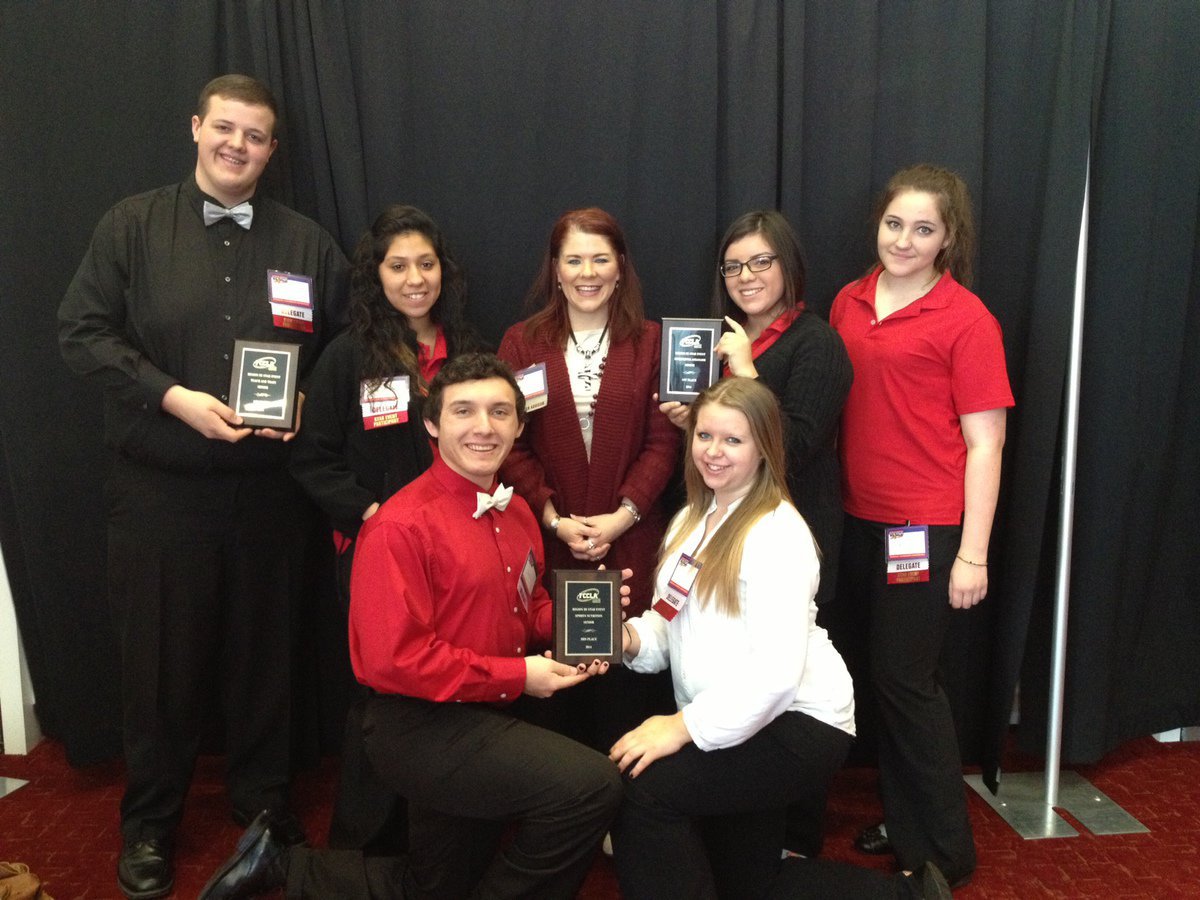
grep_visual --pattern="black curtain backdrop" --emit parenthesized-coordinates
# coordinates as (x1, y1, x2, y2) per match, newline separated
(1, 1, 1195, 774)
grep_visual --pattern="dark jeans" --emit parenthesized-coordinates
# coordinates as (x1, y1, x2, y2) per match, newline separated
(288, 694, 622, 899)
(828, 515, 977, 883)
(611, 711, 852, 900)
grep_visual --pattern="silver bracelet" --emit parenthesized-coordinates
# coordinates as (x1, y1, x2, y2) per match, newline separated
(619, 498, 641, 523)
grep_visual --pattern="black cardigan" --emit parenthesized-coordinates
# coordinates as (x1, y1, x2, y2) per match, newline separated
(753, 310, 853, 606)
(288, 330, 433, 538)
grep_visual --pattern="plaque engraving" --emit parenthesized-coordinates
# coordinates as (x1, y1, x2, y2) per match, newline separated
(554, 569, 623, 666)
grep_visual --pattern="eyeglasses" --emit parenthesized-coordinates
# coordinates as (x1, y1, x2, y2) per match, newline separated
(719, 254, 779, 278)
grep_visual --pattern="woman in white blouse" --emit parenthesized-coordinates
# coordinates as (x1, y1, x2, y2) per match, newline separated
(610, 378, 952, 900)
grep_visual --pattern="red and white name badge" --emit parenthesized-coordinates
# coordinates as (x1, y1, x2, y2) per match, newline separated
(886, 525, 930, 584)
(514, 362, 548, 412)
(652, 552, 702, 621)
(360, 375, 411, 430)
(267, 270, 315, 333)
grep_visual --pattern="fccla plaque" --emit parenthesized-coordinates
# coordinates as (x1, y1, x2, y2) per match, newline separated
(659, 317, 722, 403)
(228, 339, 301, 430)
(554, 569, 623, 666)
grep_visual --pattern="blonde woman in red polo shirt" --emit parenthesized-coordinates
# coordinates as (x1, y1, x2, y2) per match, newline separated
(828, 164, 1014, 889)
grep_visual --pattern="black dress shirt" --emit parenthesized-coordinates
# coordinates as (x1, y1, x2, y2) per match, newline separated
(59, 175, 348, 473)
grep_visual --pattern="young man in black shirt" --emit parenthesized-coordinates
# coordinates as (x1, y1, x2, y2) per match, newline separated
(59, 73, 348, 900)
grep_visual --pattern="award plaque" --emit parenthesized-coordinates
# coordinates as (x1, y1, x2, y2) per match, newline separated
(659, 317, 722, 403)
(554, 570, 623, 666)
(228, 339, 301, 430)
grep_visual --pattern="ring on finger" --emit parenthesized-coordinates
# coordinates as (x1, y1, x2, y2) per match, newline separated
(587, 539, 595, 550)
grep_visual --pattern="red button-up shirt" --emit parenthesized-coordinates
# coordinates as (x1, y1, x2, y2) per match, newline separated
(349, 457, 553, 703)
(416, 326, 448, 387)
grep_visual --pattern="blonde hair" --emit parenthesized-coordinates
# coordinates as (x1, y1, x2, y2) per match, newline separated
(657, 378, 790, 616)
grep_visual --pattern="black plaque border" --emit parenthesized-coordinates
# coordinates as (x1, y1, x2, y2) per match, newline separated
(659, 317, 723, 403)
(228, 339, 301, 430)
(553, 569, 623, 666)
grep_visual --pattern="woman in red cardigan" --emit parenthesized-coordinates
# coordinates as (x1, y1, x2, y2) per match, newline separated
(499, 207, 679, 750)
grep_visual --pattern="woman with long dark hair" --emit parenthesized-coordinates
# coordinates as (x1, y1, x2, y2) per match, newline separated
(290, 203, 482, 850)
(662, 210, 852, 610)
(292, 203, 482, 586)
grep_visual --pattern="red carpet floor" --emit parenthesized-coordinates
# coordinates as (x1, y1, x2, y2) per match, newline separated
(2, 733, 1199, 898)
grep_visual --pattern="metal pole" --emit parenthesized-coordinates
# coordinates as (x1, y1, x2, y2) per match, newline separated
(1045, 154, 1091, 805)
(967, 155, 1143, 838)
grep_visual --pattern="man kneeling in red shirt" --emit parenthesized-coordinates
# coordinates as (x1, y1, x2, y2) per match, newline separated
(201, 353, 622, 900)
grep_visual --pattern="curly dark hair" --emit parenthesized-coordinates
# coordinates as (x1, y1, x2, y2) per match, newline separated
(349, 204, 474, 390)
(424, 352, 526, 426)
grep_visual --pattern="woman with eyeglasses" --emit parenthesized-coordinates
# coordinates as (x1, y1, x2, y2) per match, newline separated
(827, 165, 1013, 889)
(498, 207, 680, 751)
(657, 211, 853, 857)
(662, 211, 851, 616)
(289, 204, 484, 849)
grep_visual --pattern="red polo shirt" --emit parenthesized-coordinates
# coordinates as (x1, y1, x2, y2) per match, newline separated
(348, 456, 553, 703)
(830, 268, 1014, 525)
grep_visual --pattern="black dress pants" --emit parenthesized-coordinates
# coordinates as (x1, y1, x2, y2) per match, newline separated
(610, 710, 852, 900)
(326, 543, 408, 853)
(829, 515, 977, 884)
(287, 694, 622, 899)
(106, 457, 309, 842)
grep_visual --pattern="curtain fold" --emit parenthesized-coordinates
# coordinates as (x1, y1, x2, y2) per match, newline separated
(1, 0, 1195, 774)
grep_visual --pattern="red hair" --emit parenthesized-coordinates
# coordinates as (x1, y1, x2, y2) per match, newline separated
(522, 207, 645, 345)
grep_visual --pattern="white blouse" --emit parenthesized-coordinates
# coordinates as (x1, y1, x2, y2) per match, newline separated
(627, 497, 856, 751)
(563, 326, 609, 459)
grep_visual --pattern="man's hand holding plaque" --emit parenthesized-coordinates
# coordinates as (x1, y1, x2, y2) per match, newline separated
(228, 339, 301, 430)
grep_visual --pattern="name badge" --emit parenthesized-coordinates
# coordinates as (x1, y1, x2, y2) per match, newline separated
(517, 549, 538, 612)
(267, 270, 315, 333)
(360, 375, 411, 430)
(514, 362, 548, 412)
(652, 552, 702, 621)
(886, 525, 930, 584)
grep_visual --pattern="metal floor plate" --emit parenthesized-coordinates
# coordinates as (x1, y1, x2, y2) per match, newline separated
(0, 775, 29, 799)
(965, 770, 1148, 840)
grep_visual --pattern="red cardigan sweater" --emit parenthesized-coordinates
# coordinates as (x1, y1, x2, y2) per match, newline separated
(498, 319, 680, 613)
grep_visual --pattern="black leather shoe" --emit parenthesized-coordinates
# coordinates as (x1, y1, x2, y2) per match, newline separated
(117, 838, 173, 899)
(233, 805, 307, 847)
(199, 811, 289, 900)
(854, 822, 893, 855)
